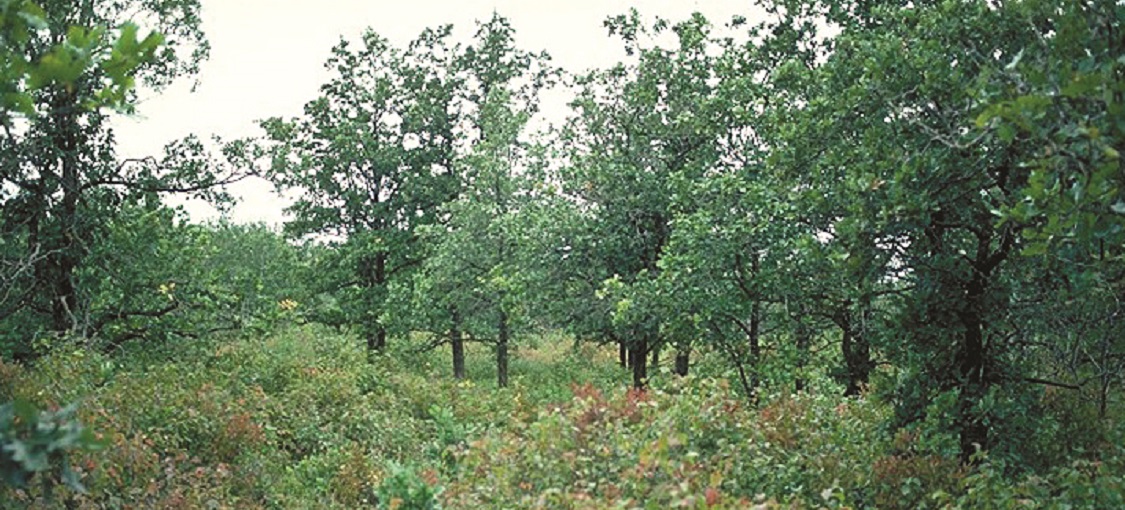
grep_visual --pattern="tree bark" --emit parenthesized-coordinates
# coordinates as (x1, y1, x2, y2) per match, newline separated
(1098, 331, 1112, 419)
(497, 310, 509, 388)
(373, 252, 387, 351)
(451, 307, 465, 380)
(840, 319, 861, 396)
(631, 336, 648, 389)
(674, 347, 690, 376)
(359, 251, 388, 355)
(367, 328, 387, 355)
(839, 305, 873, 397)
(957, 273, 990, 464)
(749, 300, 761, 401)
(618, 340, 628, 368)
(795, 313, 810, 393)
(954, 221, 1013, 464)
(746, 255, 762, 401)
(46, 90, 82, 335)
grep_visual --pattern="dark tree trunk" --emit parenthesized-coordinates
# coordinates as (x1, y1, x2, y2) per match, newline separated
(794, 313, 810, 393)
(651, 343, 660, 367)
(1099, 376, 1110, 420)
(1098, 331, 1112, 419)
(957, 274, 990, 464)
(48, 250, 78, 333)
(839, 305, 873, 397)
(745, 255, 763, 401)
(373, 326, 387, 351)
(954, 220, 1013, 465)
(359, 251, 388, 355)
(366, 329, 386, 356)
(47, 91, 82, 335)
(497, 310, 509, 388)
(631, 336, 648, 389)
(16, 201, 43, 354)
(451, 308, 465, 380)
(372, 252, 387, 351)
(729, 300, 764, 405)
(731, 352, 755, 405)
(618, 340, 628, 368)
(840, 320, 861, 396)
(749, 299, 761, 400)
(47, 252, 78, 334)
(674, 348, 690, 376)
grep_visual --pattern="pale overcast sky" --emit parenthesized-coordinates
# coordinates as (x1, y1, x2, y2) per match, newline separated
(111, 0, 762, 225)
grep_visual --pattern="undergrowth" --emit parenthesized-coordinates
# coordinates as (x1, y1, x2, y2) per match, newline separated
(1, 326, 1121, 508)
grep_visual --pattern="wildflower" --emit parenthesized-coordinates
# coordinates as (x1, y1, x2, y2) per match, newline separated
(278, 298, 299, 311)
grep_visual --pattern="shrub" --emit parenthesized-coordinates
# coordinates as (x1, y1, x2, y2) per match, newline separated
(0, 400, 101, 503)
(376, 462, 443, 510)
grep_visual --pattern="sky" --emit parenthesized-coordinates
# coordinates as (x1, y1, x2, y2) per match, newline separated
(110, 0, 762, 226)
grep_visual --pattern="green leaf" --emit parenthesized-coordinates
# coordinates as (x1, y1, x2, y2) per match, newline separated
(61, 462, 87, 494)
(1021, 242, 1049, 257)
(5, 440, 50, 472)
(997, 123, 1016, 142)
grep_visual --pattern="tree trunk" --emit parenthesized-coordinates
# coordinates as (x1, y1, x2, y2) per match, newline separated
(651, 343, 661, 367)
(1098, 331, 1112, 419)
(746, 255, 763, 401)
(749, 300, 761, 401)
(618, 340, 628, 368)
(795, 314, 810, 393)
(957, 275, 990, 464)
(47, 251, 79, 334)
(372, 252, 387, 351)
(674, 347, 690, 376)
(366, 328, 387, 357)
(47, 90, 82, 335)
(840, 306, 873, 397)
(451, 307, 465, 380)
(497, 310, 509, 388)
(954, 218, 1014, 465)
(1099, 376, 1110, 420)
(359, 251, 388, 356)
(631, 336, 648, 389)
(840, 319, 860, 396)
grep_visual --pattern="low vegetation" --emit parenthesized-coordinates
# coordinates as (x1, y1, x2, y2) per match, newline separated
(2, 327, 1122, 508)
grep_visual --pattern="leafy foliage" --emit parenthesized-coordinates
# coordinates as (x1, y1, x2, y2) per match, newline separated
(262, 26, 462, 354)
(0, 0, 256, 358)
(376, 461, 443, 510)
(3, 1, 1125, 508)
(5, 327, 1122, 508)
(0, 400, 101, 498)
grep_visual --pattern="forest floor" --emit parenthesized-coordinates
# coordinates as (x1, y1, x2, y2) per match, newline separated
(2, 325, 1122, 508)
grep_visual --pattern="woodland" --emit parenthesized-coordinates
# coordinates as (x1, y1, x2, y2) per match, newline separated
(1, 0, 1123, 508)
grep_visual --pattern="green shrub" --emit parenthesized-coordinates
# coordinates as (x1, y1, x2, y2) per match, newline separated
(376, 462, 443, 510)
(0, 400, 101, 501)
(5, 325, 1122, 508)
